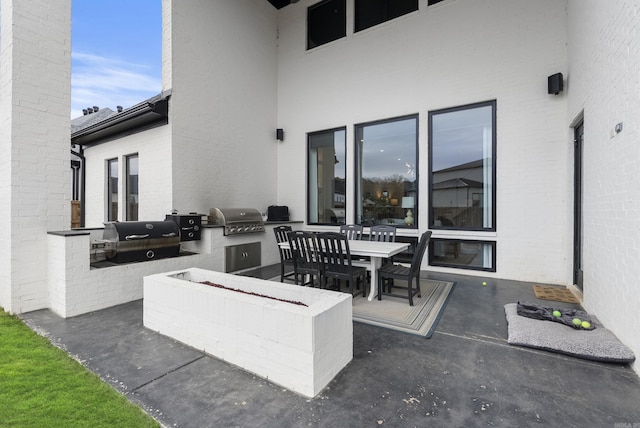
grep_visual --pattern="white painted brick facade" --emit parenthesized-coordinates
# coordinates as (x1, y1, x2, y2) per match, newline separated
(275, 0, 570, 283)
(143, 268, 353, 397)
(567, 0, 640, 376)
(83, 124, 173, 227)
(1, 0, 638, 378)
(0, 0, 71, 313)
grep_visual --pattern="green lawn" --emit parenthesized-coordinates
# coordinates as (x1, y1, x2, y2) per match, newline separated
(0, 309, 159, 427)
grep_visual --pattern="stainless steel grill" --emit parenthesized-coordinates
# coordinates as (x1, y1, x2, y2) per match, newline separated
(209, 208, 265, 236)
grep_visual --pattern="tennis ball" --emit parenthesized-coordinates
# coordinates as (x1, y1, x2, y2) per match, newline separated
(482, 281, 487, 287)
(581, 321, 591, 329)
(572, 318, 582, 326)
(552, 310, 562, 317)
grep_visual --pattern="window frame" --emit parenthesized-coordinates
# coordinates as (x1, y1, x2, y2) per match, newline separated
(354, 113, 419, 228)
(354, 0, 419, 33)
(428, 238, 497, 272)
(428, 100, 497, 232)
(307, 126, 347, 226)
(106, 158, 118, 222)
(125, 153, 139, 221)
(307, 0, 346, 50)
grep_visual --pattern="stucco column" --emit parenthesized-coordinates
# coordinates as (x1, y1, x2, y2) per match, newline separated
(0, 0, 72, 313)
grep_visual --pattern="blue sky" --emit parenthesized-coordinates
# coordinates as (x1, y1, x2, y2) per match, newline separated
(71, 0, 162, 118)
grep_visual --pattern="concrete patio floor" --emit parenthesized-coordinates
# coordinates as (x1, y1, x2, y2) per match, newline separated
(19, 264, 640, 427)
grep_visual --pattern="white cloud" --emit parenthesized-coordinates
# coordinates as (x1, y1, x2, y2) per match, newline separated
(71, 52, 161, 118)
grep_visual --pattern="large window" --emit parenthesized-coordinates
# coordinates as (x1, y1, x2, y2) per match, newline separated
(429, 101, 496, 231)
(307, 0, 346, 50)
(126, 154, 139, 221)
(308, 128, 346, 225)
(355, 115, 418, 227)
(107, 158, 118, 221)
(355, 0, 418, 33)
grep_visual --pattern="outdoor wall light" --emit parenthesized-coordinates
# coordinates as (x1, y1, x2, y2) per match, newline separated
(548, 72, 563, 95)
(276, 128, 284, 141)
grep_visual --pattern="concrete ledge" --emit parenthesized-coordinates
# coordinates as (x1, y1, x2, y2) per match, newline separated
(143, 268, 353, 397)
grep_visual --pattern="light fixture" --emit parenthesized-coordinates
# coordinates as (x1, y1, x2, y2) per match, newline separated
(401, 197, 415, 226)
(548, 72, 563, 95)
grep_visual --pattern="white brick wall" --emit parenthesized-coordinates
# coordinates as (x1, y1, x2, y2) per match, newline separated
(0, 0, 71, 313)
(83, 124, 173, 227)
(567, 0, 640, 376)
(167, 0, 279, 215)
(143, 268, 353, 397)
(275, 0, 570, 283)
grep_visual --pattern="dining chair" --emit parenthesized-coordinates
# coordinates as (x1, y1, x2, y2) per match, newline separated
(369, 225, 396, 242)
(273, 225, 295, 282)
(339, 224, 364, 240)
(287, 230, 323, 287)
(316, 232, 367, 298)
(377, 231, 432, 306)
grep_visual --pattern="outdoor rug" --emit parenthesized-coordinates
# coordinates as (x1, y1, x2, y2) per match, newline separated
(532, 285, 580, 303)
(351, 279, 455, 338)
(504, 303, 635, 363)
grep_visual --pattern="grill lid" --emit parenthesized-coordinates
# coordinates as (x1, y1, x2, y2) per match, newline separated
(209, 208, 265, 235)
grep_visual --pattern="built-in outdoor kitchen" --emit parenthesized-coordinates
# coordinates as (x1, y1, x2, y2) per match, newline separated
(47, 206, 300, 318)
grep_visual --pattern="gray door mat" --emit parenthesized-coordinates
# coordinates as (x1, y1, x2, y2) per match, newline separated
(504, 303, 635, 363)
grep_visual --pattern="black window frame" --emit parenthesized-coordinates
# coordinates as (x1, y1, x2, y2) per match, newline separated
(354, 0, 418, 33)
(428, 238, 497, 272)
(307, 0, 346, 50)
(306, 126, 347, 226)
(428, 100, 497, 232)
(354, 113, 419, 229)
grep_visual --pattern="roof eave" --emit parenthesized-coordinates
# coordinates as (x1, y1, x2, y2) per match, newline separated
(71, 97, 169, 146)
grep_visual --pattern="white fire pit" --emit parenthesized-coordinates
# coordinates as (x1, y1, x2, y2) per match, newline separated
(143, 268, 353, 398)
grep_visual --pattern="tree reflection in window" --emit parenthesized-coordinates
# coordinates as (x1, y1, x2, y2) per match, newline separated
(355, 115, 418, 227)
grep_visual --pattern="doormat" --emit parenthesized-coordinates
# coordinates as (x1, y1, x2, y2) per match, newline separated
(532, 285, 579, 304)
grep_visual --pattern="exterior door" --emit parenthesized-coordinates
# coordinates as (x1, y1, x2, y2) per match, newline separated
(573, 122, 584, 290)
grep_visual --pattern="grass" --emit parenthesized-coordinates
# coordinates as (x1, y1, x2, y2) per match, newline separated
(0, 309, 159, 427)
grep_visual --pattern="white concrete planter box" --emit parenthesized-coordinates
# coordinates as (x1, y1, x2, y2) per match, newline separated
(143, 268, 353, 398)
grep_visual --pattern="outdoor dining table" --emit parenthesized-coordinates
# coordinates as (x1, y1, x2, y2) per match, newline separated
(278, 239, 409, 301)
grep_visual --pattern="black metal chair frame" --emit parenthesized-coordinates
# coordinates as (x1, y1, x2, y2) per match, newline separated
(377, 231, 432, 306)
(317, 232, 367, 298)
(273, 225, 295, 282)
(287, 230, 323, 287)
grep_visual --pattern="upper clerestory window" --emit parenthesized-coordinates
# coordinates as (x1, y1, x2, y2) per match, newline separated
(307, 0, 346, 50)
(354, 0, 418, 33)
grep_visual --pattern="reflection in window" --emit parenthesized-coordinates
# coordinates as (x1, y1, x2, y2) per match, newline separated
(354, 0, 418, 33)
(308, 128, 346, 225)
(107, 158, 118, 221)
(429, 238, 496, 272)
(429, 101, 496, 231)
(355, 115, 418, 227)
(126, 154, 139, 221)
(307, 0, 346, 50)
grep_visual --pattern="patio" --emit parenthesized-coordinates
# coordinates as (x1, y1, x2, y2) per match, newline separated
(19, 264, 640, 427)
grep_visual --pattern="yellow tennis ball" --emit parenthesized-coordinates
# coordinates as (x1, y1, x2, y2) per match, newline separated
(482, 281, 487, 287)
(581, 321, 591, 329)
(552, 310, 561, 317)
(572, 318, 582, 326)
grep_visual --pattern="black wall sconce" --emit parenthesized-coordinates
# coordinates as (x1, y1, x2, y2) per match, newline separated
(276, 128, 284, 141)
(548, 72, 564, 95)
